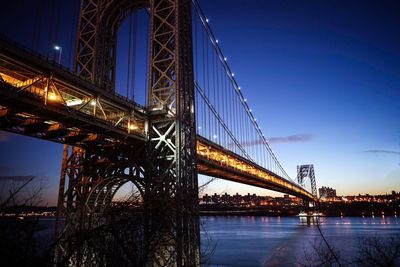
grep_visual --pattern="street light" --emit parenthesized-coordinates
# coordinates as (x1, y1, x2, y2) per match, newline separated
(53, 45, 62, 64)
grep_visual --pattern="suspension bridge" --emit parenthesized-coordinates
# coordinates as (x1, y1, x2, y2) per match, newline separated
(0, 0, 317, 266)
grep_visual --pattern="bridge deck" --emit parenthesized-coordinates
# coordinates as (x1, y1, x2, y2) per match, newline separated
(0, 39, 315, 201)
(197, 137, 315, 201)
(0, 38, 147, 146)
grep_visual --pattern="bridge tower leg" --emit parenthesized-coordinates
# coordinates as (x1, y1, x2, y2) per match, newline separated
(55, 0, 199, 266)
(146, 0, 199, 265)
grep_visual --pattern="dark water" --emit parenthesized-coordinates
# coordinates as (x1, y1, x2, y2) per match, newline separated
(200, 216, 400, 267)
(34, 216, 400, 266)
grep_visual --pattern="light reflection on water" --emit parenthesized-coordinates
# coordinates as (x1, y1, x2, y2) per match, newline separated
(33, 216, 399, 266)
(200, 216, 400, 267)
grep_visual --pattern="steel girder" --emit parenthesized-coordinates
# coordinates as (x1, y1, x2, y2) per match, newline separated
(146, 0, 199, 266)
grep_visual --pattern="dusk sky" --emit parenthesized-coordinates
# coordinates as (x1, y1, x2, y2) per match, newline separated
(0, 0, 399, 205)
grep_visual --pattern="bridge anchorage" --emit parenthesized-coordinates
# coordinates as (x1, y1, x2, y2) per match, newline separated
(0, 0, 318, 266)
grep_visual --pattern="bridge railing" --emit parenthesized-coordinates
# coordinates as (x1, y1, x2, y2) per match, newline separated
(0, 36, 146, 110)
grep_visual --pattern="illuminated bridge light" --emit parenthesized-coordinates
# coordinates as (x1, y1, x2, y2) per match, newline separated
(197, 138, 315, 200)
(128, 123, 138, 131)
(66, 99, 83, 107)
(48, 92, 58, 101)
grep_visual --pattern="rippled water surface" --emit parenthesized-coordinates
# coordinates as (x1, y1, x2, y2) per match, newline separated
(200, 216, 400, 267)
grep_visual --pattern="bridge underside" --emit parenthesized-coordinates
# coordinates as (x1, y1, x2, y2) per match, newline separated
(0, 39, 146, 147)
(0, 38, 315, 202)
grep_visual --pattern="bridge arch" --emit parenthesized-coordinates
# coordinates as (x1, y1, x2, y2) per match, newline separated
(85, 175, 144, 217)
(75, 0, 149, 91)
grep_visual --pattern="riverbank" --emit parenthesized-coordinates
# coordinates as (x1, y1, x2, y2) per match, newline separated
(200, 201, 400, 217)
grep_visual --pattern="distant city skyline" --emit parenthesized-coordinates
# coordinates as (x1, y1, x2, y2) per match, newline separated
(1, 0, 400, 205)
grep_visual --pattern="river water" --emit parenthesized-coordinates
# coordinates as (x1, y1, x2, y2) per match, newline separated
(200, 216, 400, 267)
(35, 216, 400, 266)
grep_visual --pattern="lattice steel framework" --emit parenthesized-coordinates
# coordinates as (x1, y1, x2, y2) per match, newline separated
(74, 0, 147, 91)
(297, 164, 318, 198)
(146, 0, 199, 265)
(56, 0, 199, 266)
(55, 143, 147, 265)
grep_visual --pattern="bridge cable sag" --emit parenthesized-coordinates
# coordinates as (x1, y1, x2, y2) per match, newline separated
(192, 0, 293, 183)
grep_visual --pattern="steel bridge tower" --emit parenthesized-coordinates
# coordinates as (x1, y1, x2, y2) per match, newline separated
(297, 164, 318, 204)
(55, 0, 199, 266)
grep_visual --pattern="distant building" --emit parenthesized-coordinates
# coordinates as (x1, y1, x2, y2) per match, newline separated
(319, 186, 337, 198)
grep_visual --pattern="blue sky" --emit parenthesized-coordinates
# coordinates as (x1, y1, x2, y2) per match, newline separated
(0, 0, 399, 204)
(196, 0, 400, 197)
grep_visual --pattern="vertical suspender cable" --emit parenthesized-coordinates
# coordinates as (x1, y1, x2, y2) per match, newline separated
(212, 45, 216, 142)
(202, 27, 206, 137)
(194, 14, 199, 131)
(229, 81, 234, 152)
(131, 12, 138, 103)
(241, 103, 245, 155)
(206, 35, 211, 139)
(223, 72, 227, 147)
(234, 88, 239, 155)
(69, 0, 79, 69)
(32, 0, 40, 51)
(216, 50, 221, 144)
(54, 1, 61, 48)
(145, 10, 150, 106)
(126, 13, 133, 99)
(47, 0, 55, 58)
